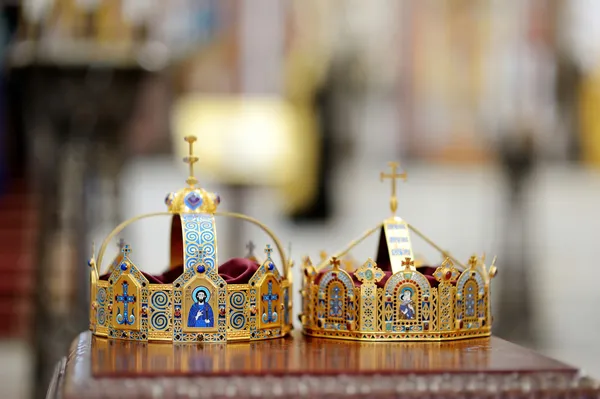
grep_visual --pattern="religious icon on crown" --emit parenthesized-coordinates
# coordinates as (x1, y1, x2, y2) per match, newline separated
(187, 286, 214, 328)
(399, 287, 415, 320)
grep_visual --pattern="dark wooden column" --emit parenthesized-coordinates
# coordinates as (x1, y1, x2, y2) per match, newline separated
(13, 64, 148, 398)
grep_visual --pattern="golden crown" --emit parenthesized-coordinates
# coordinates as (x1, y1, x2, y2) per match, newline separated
(299, 162, 498, 341)
(88, 136, 293, 342)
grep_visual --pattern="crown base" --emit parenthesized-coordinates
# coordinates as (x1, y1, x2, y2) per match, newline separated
(93, 326, 294, 343)
(300, 255, 495, 344)
(91, 242, 293, 343)
(303, 327, 491, 342)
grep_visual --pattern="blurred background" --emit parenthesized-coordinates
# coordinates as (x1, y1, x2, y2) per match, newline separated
(1, 0, 600, 397)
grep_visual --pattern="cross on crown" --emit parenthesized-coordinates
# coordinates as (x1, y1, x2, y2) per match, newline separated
(380, 161, 407, 215)
(121, 244, 132, 257)
(264, 244, 273, 259)
(468, 255, 478, 269)
(183, 136, 199, 187)
(402, 257, 414, 269)
(330, 256, 341, 269)
(246, 241, 256, 257)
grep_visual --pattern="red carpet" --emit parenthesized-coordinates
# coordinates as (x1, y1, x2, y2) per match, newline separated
(0, 180, 37, 338)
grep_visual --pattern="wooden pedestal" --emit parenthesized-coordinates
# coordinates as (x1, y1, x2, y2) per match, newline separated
(46, 331, 599, 398)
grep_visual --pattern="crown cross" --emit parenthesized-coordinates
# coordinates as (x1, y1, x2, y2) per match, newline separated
(183, 136, 199, 187)
(330, 256, 341, 269)
(380, 162, 407, 215)
(468, 255, 478, 269)
(402, 257, 414, 269)
(246, 241, 256, 257)
(121, 244, 132, 258)
(264, 244, 273, 259)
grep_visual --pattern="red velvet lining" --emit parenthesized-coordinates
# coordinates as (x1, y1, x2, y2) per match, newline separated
(99, 258, 260, 285)
(315, 264, 443, 288)
(312, 226, 452, 288)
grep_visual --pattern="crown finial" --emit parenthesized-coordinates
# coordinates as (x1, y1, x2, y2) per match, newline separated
(330, 256, 341, 270)
(402, 257, 414, 270)
(380, 162, 407, 215)
(468, 255, 478, 269)
(122, 244, 132, 258)
(183, 136, 199, 187)
(246, 241, 256, 258)
(489, 255, 498, 278)
(264, 244, 273, 259)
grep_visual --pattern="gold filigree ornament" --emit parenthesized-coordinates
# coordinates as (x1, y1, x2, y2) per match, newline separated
(88, 136, 293, 343)
(299, 162, 498, 341)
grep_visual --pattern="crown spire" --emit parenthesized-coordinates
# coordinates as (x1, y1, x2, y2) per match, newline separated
(246, 241, 256, 258)
(122, 244, 132, 258)
(468, 255, 478, 269)
(264, 244, 273, 259)
(380, 162, 407, 215)
(183, 136, 199, 187)
(330, 256, 341, 270)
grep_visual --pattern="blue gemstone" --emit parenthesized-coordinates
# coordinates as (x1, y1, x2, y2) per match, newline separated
(87, 259, 92, 266)
(197, 265, 205, 273)
(120, 263, 128, 271)
(268, 262, 275, 271)
(215, 194, 221, 204)
(185, 192, 203, 210)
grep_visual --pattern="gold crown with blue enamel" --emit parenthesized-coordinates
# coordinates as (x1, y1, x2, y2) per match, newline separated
(299, 162, 498, 341)
(88, 136, 293, 342)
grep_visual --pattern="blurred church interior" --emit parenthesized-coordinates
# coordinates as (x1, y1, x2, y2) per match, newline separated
(1, 0, 600, 397)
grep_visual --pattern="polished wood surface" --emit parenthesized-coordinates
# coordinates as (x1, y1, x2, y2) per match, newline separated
(87, 331, 574, 377)
(49, 331, 600, 399)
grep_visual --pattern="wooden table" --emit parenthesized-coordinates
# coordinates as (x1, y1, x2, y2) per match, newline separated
(47, 331, 599, 398)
